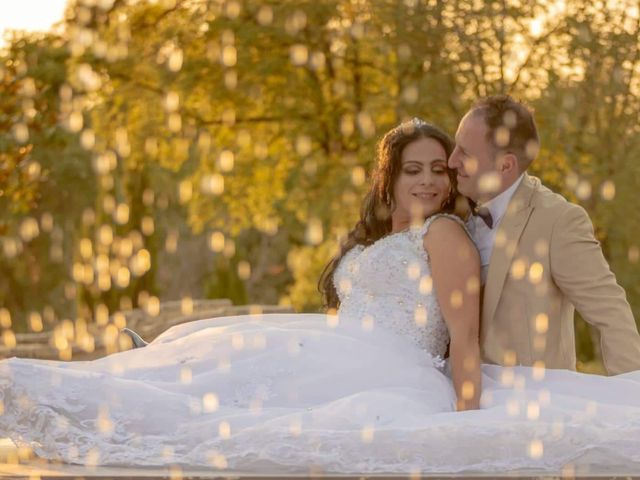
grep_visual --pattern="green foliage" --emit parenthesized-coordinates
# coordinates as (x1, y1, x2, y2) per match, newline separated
(286, 240, 340, 312)
(204, 256, 248, 305)
(0, 33, 94, 330)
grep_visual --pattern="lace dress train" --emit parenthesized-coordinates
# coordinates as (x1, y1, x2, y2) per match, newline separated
(1, 214, 639, 474)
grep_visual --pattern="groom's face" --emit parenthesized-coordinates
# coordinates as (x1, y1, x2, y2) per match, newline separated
(449, 111, 500, 203)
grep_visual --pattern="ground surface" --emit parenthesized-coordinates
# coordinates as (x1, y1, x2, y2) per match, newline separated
(1, 440, 639, 480)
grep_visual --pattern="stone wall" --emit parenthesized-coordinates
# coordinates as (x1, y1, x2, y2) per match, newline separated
(0, 300, 293, 361)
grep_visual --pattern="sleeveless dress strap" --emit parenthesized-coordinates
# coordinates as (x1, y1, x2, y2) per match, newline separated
(408, 213, 469, 253)
(414, 213, 467, 237)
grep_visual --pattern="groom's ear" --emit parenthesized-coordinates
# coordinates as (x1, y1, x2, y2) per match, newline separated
(499, 153, 519, 174)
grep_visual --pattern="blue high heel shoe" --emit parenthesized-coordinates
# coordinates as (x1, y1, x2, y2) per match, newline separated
(121, 328, 149, 348)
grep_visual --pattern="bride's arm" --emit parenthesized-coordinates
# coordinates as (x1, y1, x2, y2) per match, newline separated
(423, 217, 481, 411)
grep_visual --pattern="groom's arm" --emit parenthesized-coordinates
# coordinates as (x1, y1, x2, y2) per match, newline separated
(550, 203, 640, 375)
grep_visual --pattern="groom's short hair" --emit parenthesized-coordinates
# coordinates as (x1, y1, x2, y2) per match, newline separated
(471, 95, 540, 172)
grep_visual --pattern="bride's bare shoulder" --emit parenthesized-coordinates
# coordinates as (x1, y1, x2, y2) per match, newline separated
(423, 215, 476, 257)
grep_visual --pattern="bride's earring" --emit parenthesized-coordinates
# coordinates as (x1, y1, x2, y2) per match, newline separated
(386, 190, 396, 211)
(442, 188, 454, 209)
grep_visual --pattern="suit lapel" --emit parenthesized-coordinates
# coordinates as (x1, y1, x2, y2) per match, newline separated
(482, 174, 537, 324)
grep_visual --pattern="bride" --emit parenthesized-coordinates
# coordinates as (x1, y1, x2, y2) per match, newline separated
(1, 120, 639, 475)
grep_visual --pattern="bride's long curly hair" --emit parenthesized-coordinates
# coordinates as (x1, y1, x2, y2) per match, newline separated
(319, 119, 457, 309)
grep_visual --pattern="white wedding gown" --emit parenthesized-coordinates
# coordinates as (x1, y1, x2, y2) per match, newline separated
(1, 214, 640, 474)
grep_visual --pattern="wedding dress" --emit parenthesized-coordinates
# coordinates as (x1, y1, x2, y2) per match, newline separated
(1, 214, 639, 474)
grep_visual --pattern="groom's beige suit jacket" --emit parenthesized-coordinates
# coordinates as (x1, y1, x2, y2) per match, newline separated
(480, 173, 640, 375)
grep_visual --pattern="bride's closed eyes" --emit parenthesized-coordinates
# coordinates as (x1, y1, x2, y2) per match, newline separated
(402, 160, 448, 175)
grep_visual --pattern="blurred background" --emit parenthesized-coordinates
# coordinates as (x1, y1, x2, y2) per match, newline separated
(1, 0, 639, 371)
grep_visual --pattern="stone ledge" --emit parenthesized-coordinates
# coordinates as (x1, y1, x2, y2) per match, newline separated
(0, 300, 294, 361)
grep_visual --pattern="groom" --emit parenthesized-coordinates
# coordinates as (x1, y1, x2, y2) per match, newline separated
(447, 94, 640, 375)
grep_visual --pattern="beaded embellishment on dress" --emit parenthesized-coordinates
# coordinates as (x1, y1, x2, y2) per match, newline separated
(334, 214, 466, 361)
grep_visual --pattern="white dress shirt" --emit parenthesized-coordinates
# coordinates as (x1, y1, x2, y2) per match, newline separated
(466, 174, 525, 284)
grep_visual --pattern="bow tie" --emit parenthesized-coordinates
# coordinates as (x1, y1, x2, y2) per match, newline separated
(470, 202, 494, 229)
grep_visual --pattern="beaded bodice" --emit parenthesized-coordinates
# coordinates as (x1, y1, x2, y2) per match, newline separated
(334, 214, 464, 360)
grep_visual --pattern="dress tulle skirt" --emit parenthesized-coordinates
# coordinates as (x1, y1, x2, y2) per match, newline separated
(1, 313, 639, 474)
